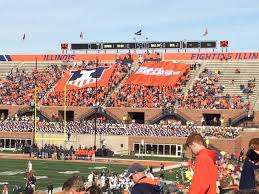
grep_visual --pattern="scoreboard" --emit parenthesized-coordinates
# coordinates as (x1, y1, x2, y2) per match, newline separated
(70, 41, 217, 50)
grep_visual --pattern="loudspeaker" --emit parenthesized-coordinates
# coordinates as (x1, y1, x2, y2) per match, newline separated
(121, 144, 123, 148)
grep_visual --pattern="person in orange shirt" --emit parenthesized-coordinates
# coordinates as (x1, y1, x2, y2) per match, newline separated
(185, 133, 218, 194)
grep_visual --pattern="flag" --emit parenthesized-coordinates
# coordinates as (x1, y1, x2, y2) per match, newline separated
(80, 32, 83, 39)
(134, 30, 142, 36)
(54, 65, 116, 91)
(22, 33, 26, 41)
(203, 28, 208, 37)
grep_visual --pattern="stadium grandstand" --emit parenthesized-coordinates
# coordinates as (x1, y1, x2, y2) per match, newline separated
(1, 44, 259, 193)
(1, 48, 259, 156)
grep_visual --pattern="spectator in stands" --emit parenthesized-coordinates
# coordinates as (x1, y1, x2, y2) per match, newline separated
(178, 70, 250, 110)
(0, 64, 62, 106)
(125, 163, 161, 194)
(235, 68, 241, 74)
(167, 181, 180, 194)
(0, 119, 242, 139)
(239, 138, 259, 190)
(185, 133, 218, 194)
(33, 190, 47, 194)
(85, 185, 103, 194)
(62, 176, 86, 194)
(210, 117, 219, 126)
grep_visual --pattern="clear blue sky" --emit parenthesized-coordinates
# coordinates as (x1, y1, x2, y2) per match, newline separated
(1, 0, 259, 54)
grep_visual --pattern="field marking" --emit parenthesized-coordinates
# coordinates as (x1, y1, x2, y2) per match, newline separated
(58, 171, 80, 174)
(0, 171, 24, 176)
(87, 167, 107, 170)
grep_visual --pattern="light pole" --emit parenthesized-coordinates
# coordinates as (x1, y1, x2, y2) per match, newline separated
(94, 56, 98, 149)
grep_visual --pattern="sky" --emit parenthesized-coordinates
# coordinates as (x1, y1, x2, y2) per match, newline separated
(1, 0, 259, 54)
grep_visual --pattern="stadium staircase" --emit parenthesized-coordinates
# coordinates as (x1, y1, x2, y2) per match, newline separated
(18, 61, 65, 72)
(17, 106, 51, 121)
(148, 108, 191, 124)
(78, 106, 121, 123)
(103, 62, 139, 106)
(254, 93, 259, 110)
(204, 60, 259, 109)
(230, 110, 251, 126)
(183, 61, 207, 96)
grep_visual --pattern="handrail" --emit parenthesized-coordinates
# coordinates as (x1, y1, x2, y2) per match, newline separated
(103, 109, 122, 123)
(230, 111, 249, 126)
(249, 89, 259, 113)
(79, 108, 96, 121)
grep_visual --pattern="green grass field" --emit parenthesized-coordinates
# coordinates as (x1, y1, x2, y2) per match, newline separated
(0, 158, 184, 192)
(0, 159, 127, 191)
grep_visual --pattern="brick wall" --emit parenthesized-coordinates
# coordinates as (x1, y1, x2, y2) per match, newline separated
(0, 130, 258, 158)
(177, 109, 246, 126)
(0, 132, 32, 139)
(39, 106, 94, 121)
(1, 105, 255, 126)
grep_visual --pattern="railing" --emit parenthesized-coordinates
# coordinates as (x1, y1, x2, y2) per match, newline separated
(103, 109, 122, 123)
(230, 110, 249, 126)
(250, 89, 259, 112)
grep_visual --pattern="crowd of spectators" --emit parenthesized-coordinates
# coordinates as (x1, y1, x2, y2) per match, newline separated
(0, 119, 34, 132)
(0, 61, 254, 111)
(0, 118, 242, 139)
(240, 77, 256, 95)
(0, 65, 62, 106)
(42, 63, 130, 106)
(203, 126, 242, 139)
(177, 69, 251, 109)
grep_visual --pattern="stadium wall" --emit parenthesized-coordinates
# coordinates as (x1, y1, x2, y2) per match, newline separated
(33, 133, 129, 155)
(2, 106, 258, 125)
(106, 107, 163, 123)
(1, 131, 258, 158)
(1, 105, 27, 118)
(39, 106, 94, 121)
(0, 132, 32, 139)
(176, 109, 247, 125)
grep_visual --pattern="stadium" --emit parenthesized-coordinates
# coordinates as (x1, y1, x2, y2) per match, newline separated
(0, 37, 259, 193)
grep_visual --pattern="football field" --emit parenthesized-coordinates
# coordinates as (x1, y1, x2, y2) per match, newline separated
(0, 158, 182, 191)
(0, 158, 128, 191)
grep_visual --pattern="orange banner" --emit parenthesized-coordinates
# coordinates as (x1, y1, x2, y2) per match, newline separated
(125, 62, 189, 86)
(54, 65, 115, 91)
(1, 52, 259, 62)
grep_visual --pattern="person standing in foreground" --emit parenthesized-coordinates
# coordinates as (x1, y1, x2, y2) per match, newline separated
(239, 138, 259, 190)
(62, 176, 86, 194)
(185, 133, 218, 194)
(125, 163, 160, 194)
